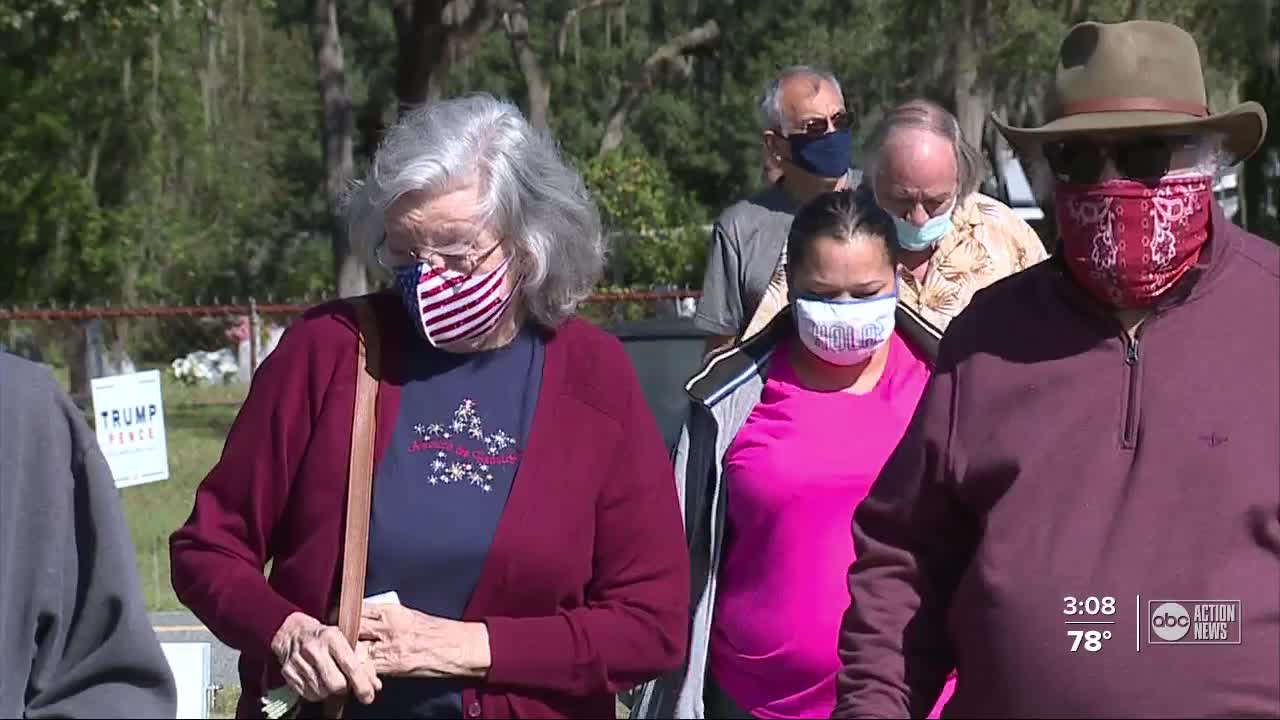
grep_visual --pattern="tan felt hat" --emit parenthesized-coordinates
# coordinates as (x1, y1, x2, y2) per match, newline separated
(993, 20, 1267, 164)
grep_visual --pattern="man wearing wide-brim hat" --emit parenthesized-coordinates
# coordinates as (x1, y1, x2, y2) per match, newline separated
(833, 20, 1279, 719)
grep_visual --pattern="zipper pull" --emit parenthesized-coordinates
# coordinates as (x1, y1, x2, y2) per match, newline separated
(1125, 338, 1140, 365)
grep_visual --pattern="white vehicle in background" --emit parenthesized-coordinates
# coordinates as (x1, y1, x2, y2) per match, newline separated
(1212, 147, 1279, 233)
(1214, 170, 1241, 220)
(991, 147, 1045, 225)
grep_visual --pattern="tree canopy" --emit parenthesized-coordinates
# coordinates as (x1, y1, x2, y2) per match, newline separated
(1, 0, 1275, 309)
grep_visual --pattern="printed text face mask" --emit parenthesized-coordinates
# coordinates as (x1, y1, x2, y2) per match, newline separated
(794, 290, 897, 366)
(395, 256, 517, 348)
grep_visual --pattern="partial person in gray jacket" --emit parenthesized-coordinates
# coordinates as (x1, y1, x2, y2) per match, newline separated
(0, 352, 176, 718)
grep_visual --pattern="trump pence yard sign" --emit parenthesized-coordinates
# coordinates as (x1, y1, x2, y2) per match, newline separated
(91, 369, 171, 488)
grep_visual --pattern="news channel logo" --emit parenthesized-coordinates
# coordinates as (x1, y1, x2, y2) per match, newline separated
(1148, 600, 1242, 644)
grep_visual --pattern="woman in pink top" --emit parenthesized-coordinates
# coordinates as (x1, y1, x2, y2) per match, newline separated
(633, 188, 955, 719)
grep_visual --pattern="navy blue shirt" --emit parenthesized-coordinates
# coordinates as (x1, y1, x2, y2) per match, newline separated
(352, 326, 544, 719)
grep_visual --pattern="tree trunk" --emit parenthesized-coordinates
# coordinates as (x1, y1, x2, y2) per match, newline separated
(237, 0, 246, 105)
(1066, 0, 1091, 23)
(1124, 0, 1146, 20)
(598, 19, 719, 156)
(310, 0, 368, 298)
(558, 0, 624, 59)
(1020, 66, 1060, 251)
(150, 29, 162, 127)
(954, 0, 993, 158)
(121, 53, 132, 103)
(200, 1, 221, 133)
(66, 323, 89, 401)
(112, 262, 139, 373)
(393, 0, 499, 111)
(394, 2, 449, 108)
(1241, 13, 1278, 238)
(501, 1, 551, 130)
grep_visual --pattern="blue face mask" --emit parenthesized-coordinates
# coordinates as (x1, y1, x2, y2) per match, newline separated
(786, 127, 853, 179)
(893, 208, 954, 252)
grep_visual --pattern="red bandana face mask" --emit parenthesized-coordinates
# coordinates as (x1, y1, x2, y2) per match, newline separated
(1055, 175, 1213, 309)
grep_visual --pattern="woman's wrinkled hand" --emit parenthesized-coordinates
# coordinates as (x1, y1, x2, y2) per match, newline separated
(357, 603, 491, 679)
(271, 612, 382, 705)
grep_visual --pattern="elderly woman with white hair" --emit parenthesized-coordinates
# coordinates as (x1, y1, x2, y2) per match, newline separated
(171, 94, 689, 719)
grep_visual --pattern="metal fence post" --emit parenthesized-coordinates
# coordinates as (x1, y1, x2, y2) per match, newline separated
(248, 298, 259, 377)
(611, 232, 627, 325)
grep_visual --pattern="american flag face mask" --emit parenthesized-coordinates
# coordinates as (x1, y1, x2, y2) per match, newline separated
(394, 256, 517, 347)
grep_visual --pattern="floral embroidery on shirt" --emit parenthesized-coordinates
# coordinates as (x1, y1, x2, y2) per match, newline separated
(410, 398, 520, 493)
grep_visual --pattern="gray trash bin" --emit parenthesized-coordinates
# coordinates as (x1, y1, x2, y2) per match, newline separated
(607, 318, 709, 450)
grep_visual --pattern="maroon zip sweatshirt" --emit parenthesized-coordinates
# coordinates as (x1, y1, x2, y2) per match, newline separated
(835, 207, 1280, 718)
(170, 294, 688, 718)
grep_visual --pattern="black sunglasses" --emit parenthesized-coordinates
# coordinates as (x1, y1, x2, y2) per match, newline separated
(787, 111, 853, 139)
(1043, 134, 1198, 184)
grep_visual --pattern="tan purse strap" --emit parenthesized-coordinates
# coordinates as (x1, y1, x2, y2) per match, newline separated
(324, 297, 381, 719)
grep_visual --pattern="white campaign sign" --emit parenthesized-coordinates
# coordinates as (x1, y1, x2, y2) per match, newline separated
(161, 642, 212, 719)
(90, 369, 170, 488)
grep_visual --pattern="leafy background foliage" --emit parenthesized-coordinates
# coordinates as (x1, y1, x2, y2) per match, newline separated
(1, 0, 1275, 315)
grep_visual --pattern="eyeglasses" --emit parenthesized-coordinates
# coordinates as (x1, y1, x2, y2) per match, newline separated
(375, 236, 504, 276)
(787, 110, 852, 139)
(1043, 134, 1199, 184)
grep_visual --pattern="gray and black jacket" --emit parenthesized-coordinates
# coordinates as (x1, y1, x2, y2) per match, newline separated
(0, 353, 177, 718)
(633, 303, 940, 718)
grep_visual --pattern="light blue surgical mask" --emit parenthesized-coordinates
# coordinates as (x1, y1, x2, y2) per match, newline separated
(893, 206, 955, 252)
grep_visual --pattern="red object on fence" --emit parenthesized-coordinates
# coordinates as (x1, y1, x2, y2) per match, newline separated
(0, 289, 703, 321)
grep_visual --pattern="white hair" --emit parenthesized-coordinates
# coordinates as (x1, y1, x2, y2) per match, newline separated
(860, 99, 988, 200)
(758, 65, 845, 132)
(342, 93, 606, 329)
(1187, 130, 1233, 175)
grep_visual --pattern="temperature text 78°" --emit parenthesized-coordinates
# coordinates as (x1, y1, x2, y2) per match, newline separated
(1068, 629, 1111, 652)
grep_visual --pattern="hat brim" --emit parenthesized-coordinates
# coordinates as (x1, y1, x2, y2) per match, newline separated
(992, 101, 1267, 165)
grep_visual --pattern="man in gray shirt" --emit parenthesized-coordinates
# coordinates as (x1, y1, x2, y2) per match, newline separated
(695, 65, 857, 353)
(0, 352, 176, 718)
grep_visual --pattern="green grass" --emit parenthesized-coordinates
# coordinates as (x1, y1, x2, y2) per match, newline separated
(211, 686, 240, 719)
(42, 362, 248, 612)
(120, 378, 247, 610)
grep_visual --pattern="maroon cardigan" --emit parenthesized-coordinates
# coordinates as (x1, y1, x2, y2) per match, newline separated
(170, 294, 689, 719)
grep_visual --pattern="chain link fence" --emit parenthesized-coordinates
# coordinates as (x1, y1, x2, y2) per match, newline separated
(0, 288, 704, 613)
(0, 289, 699, 395)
